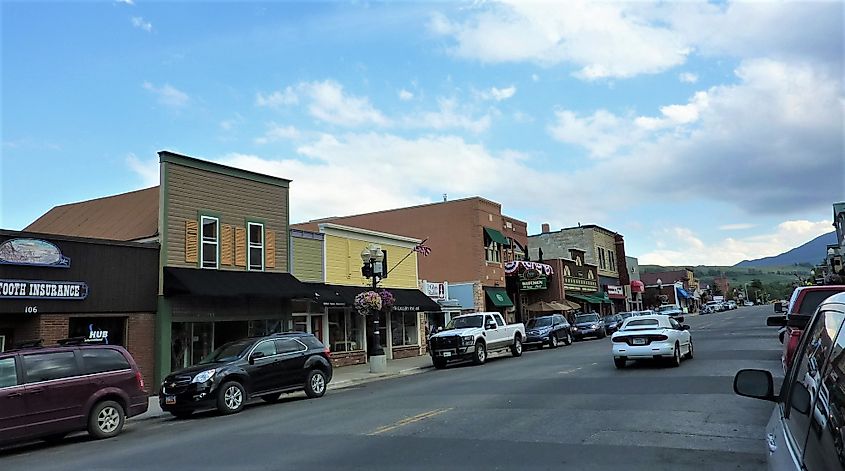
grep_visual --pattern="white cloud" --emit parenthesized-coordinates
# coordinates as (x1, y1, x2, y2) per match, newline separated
(477, 85, 516, 101)
(679, 72, 698, 83)
(404, 98, 491, 134)
(142, 82, 189, 108)
(255, 86, 298, 108)
(718, 223, 756, 231)
(125, 153, 159, 187)
(254, 124, 301, 145)
(116, 0, 134, 5)
(131, 16, 152, 32)
(548, 109, 639, 158)
(398, 89, 414, 101)
(640, 220, 832, 266)
(531, 74, 539, 82)
(219, 113, 244, 132)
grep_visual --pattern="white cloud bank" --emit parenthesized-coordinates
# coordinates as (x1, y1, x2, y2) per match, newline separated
(131, 17, 152, 33)
(142, 82, 189, 108)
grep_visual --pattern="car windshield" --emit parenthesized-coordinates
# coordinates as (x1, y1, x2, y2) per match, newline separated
(656, 305, 677, 312)
(623, 319, 660, 330)
(527, 317, 553, 328)
(620, 312, 633, 318)
(445, 315, 483, 330)
(199, 339, 253, 364)
(603, 317, 617, 323)
(576, 314, 600, 323)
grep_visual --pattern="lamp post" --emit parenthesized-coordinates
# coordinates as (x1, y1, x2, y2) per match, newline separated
(656, 278, 663, 307)
(360, 244, 386, 358)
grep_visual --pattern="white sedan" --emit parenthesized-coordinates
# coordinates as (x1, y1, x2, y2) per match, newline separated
(611, 315, 693, 368)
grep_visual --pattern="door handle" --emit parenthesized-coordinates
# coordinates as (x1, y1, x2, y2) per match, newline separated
(7, 392, 23, 398)
(29, 388, 44, 394)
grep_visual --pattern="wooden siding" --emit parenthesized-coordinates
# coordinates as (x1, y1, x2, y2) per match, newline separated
(164, 163, 289, 271)
(324, 235, 418, 289)
(291, 236, 323, 282)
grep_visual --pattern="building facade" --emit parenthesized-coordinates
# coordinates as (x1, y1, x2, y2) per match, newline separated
(641, 269, 699, 311)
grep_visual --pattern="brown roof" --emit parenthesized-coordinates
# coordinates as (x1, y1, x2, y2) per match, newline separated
(25, 187, 159, 241)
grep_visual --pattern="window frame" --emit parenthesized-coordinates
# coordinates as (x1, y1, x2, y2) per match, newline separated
(247, 221, 265, 272)
(200, 215, 220, 270)
(0, 357, 19, 389)
(81, 348, 131, 375)
(21, 350, 80, 384)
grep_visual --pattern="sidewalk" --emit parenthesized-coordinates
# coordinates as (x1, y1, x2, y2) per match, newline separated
(132, 354, 433, 422)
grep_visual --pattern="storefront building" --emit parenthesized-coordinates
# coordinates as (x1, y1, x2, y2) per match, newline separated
(291, 224, 439, 367)
(294, 196, 528, 322)
(0, 231, 158, 385)
(556, 249, 612, 315)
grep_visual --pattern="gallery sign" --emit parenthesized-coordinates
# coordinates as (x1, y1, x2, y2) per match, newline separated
(520, 277, 547, 290)
(422, 281, 448, 300)
(606, 285, 624, 296)
(0, 279, 88, 300)
(0, 238, 70, 268)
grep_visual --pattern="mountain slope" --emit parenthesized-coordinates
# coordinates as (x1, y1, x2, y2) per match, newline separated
(735, 231, 836, 267)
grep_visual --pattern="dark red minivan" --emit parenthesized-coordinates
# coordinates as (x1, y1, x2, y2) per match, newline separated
(0, 340, 148, 446)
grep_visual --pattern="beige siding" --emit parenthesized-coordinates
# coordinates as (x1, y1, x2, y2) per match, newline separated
(291, 237, 323, 282)
(164, 163, 289, 272)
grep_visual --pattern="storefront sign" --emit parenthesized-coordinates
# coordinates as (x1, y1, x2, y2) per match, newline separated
(87, 324, 109, 344)
(520, 277, 547, 290)
(606, 285, 624, 296)
(422, 281, 447, 300)
(504, 261, 554, 276)
(0, 238, 70, 268)
(564, 276, 598, 292)
(0, 279, 88, 300)
(393, 305, 421, 312)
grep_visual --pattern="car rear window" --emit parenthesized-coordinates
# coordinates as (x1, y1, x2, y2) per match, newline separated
(624, 319, 659, 329)
(82, 348, 131, 374)
(0, 357, 18, 388)
(298, 336, 325, 350)
(798, 290, 845, 315)
(23, 351, 79, 382)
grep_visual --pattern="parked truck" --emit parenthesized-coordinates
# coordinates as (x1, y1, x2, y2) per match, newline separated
(428, 312, 525, 369)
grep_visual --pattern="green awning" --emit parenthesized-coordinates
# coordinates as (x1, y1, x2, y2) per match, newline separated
(591, 292, 612, 304)
(566, 293, 592, 304)
(485, 287, 514, 307)
(567, 293, 611, 304)
(483, 227, 509, 246)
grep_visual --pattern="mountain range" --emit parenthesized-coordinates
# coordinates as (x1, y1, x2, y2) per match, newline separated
(734, 231, 836, 267)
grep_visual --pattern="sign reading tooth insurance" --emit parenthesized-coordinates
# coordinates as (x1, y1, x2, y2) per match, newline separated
(0, 279, 89, 300)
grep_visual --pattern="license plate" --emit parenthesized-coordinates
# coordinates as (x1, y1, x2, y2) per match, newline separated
(442, 351, 452, 357)
(165, 396, 176, 405)
(633, 338, 647, 345)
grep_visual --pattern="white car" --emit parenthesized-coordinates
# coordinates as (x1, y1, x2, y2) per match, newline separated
(611, 315, 693, 368)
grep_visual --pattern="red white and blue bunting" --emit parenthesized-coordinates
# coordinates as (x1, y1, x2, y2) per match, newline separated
(504, 261, 554, 276)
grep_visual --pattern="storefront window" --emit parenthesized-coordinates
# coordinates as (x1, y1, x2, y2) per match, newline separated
(328, 309, 364, 352)
(247, 222, 264, 271)
(68, 317, 126, 346)
(391, 311, 419, 347)
(201, 216, 219, 269)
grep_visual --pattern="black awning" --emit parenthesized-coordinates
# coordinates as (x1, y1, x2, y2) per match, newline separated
(163, 267, 308, 298)
(302, 282, 348, 307)
(320, 284, 441, 312)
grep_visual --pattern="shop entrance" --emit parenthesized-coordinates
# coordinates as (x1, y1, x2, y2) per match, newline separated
(292, 313, 329, 346)
(171, 319, 285, 370)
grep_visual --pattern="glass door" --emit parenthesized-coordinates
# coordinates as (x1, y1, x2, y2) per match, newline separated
(311, 316, 325, 345)
(190, 322, 214, 365)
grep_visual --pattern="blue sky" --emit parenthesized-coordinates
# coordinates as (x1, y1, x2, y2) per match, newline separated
(2, 1, 843, 266)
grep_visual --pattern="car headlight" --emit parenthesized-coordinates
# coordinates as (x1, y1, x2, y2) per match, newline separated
(591, 324, 599, 329)
(191, 369, 216, 384)
(461, 335, 475, 346)
(573, 327, 579, 330)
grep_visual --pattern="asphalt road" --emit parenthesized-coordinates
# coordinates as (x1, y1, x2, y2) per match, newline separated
(1, 306, 782, 471)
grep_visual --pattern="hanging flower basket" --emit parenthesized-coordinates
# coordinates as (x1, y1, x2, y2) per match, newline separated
(354, 291, 382, 315)
(378, 289, 395, 313)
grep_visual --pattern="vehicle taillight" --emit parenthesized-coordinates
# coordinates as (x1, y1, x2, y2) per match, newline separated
(611, 337, 627, 343)
(323, 347, 332, 358)
(136, 371, 145, 391)
(653, 335, 668, 341)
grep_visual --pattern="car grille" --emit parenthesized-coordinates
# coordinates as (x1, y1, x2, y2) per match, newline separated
(162, 375, 192, 394)
(430, 335, 460, 350)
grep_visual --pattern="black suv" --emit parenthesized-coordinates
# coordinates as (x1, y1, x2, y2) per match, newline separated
(159, 332, 333, 418)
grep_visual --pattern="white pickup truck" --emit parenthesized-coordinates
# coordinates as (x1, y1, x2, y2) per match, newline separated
(428, 312, 525, 369)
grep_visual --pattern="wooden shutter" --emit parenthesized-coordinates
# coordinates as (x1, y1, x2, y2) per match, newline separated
(185, 220, 198, 263)
(265, 230, 276, 269)
(220, 224, 233, 266)
(235, 227, 247, 267)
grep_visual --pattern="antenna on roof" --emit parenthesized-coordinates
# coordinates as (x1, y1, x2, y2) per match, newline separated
(443, 193, 447, 202)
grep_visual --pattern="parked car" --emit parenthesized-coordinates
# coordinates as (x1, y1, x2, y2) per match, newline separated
(525, 314, 573, 349)
(704, 301, 722, 313)
(429, 312, 525, 368)
(634, 309, 655, 316)
(160, 332, 332, 418)
(611, 315, 692, 368)
(655, 304, 684, 319)
(603, 314, 623, 335)
(701, 304, 715, 315)
(733, 291, 845, 470)
(0, 339, 149, 446)
(767, 285, 845, 373)
(619, 311, 636, 320)
(743, 301, 754, 307)
(727, 300, 738, 310)
(572, 313, 606, 340)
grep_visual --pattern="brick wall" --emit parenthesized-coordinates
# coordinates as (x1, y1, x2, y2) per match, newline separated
(39, 316, 70, 345)
(331, 351, 366, 368)
(392, 345, 421, 360)
(125, 313, 156, 388)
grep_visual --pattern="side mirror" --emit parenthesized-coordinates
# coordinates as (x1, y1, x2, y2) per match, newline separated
(675, 316, 685, 323)
(249, 351, 265, 364)
(790, 382, 811, 415)
(767, 316, 787, 327)
(437, 326, 443, 332)
(681, 325, 690, 331)
(486, 322, 497, 330)
(774, 302, 784, 313)
(734, 369, 776, 402)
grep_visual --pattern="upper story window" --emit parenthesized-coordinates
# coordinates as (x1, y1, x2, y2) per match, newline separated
(201, 216, 219, 269)
(248, 222, 264, 271)
(608, 250, 616, 271)
(484, 234, 501, 263)
(597, 247, 607, 270)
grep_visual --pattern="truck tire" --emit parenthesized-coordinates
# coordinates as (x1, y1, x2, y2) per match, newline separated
(472, 342, 487, 365)
(511, 336, 523, 357)
(433, 357, 447, 369)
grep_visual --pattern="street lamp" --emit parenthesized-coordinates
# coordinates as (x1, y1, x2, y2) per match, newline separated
(656, 278, 663, 307)
(360, 244, 385, 357)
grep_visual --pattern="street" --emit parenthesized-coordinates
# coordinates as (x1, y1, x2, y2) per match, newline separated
(1, 306, 781, 470)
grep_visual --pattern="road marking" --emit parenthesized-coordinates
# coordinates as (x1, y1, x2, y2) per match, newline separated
(367, 408, 452, 436)
(558, 367, 582, 375)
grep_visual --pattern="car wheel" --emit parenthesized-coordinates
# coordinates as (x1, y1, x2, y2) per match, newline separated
(685, 339, 694, 359)
(170, 410, 193, 419)
(599, 331, 607, 339)
(261, 393, 282, 403)
(433, 357, 448, 369)
(549, 334, 558, 349)
(87, 400, 125, 439)
(511, 336, 523, 357)
(614, 357, 626, 369)
(216, 381, 246, 414)
(304, 369, 328, 398)
(670, 343, 682, 367)
(564, 333, 572, 346)
(473, 342, 487, 365)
